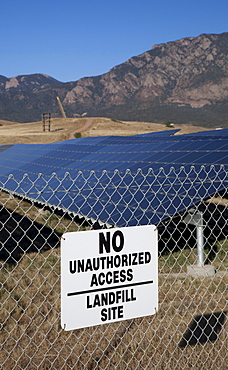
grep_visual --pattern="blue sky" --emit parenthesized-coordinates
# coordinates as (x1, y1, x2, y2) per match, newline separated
(1, 0, 227, 82)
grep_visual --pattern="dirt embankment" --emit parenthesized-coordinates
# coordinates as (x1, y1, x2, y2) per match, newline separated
(0, 117, 208, 145)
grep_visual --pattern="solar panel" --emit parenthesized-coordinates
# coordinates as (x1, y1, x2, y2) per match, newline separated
(0, 129, 227, 226)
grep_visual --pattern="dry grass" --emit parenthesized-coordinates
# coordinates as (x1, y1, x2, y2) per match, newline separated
(0, 118, 81, 144)
(1, 245, 227, 369)
(0, 117, 209, 145)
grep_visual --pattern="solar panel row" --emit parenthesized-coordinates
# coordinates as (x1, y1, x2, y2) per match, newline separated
(0, 129, 227, 226)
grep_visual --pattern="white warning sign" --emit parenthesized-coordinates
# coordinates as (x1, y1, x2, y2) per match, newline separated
(61, 225, 158, 331)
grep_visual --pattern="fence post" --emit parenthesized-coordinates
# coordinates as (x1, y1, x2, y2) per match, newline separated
(196, 210, 204, 266)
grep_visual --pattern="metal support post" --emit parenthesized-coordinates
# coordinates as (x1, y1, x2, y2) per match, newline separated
(196, 211, 204, 266)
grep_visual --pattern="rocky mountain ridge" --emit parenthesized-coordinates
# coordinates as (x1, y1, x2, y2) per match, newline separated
(0, 32, 227, 126)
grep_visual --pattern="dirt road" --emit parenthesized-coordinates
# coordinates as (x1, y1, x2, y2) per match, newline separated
(68, 118, 95, 139)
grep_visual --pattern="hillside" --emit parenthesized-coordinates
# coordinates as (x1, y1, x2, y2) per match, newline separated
(0, 117, 209, 145)
(0, 33, 227, 127)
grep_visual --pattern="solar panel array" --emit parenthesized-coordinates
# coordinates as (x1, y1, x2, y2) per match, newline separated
(0, 129, 227, 226)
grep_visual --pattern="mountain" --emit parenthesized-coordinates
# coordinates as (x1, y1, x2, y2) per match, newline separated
(0, 32, 227, 126)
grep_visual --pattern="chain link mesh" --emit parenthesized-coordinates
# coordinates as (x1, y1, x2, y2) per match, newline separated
(1, 167, 227, 369)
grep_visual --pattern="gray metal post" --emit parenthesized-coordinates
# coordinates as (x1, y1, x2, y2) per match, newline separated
(196, 211, 204, 266)
(185, 209, 216, 277)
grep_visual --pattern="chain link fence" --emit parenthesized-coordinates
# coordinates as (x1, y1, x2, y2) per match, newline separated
(1, 167, 227, 369)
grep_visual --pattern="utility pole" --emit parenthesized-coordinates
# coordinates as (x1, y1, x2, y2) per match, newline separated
(56, 96, 67, 118)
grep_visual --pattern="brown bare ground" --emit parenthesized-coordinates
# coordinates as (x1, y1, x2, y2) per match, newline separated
(0, 117, 209, 145)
